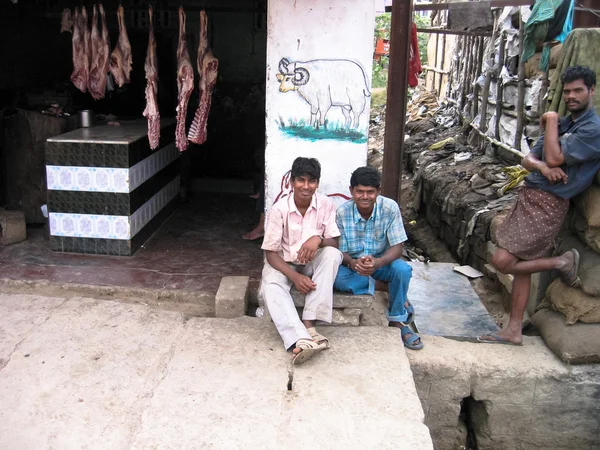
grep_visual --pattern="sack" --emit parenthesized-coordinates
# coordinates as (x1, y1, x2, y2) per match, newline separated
(572, 211, 600, 255)
(574, 184, 600, 227)
(531, 308, 600, 364)
(542, 279, 600, 324)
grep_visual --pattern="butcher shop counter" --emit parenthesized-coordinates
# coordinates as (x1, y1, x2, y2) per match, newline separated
(45, 119, 179, 256)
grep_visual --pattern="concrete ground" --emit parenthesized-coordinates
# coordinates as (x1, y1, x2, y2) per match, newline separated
(0, 293, 433, 450)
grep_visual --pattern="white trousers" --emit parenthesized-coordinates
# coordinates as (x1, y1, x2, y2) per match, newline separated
(260, 247, 343, 349)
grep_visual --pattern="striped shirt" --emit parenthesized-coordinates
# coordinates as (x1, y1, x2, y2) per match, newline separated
(336, 195, 407, 258)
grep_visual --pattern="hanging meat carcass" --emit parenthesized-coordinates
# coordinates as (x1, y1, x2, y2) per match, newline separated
(143, 6, 160, 150)
(109, 5, 133, 88)
(70, 7, 90, 93)
(188, 11, 219, 145)
(60, 8, 73, 33)
(175, 7, 194, 152)
(88, 4, 111, 100)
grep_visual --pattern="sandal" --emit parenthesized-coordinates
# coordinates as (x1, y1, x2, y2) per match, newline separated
(292, 338, 323, 365)
(405, 298, 415, 324)
(307, 327, 330, 349)
(559, 249, 581, 288)
(400, 324, 424, 350)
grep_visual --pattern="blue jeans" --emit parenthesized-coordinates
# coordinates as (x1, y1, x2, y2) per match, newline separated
(334, 259, 412, 322)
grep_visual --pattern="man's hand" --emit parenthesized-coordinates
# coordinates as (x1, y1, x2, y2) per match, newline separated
(540, 111, 559, 130)
(297, 236, 321, 264)
(353, 255, 382, 276)
(293, 273, 317, 294)
(541, 165, 568, 184)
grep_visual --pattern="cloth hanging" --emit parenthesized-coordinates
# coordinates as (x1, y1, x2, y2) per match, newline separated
(522, 0, 565, 63)
(540, 0, 574, 71)
(408, 22, 422, 88)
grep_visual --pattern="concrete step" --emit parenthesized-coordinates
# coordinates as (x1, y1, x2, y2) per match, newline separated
(0, 293, 433, 449)
(291, 289, 373, 309)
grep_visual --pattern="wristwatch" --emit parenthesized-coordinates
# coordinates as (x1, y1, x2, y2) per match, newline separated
(317, 235, 324, 245)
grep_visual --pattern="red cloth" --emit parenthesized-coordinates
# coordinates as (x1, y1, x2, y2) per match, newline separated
(408, 22, 422, 88)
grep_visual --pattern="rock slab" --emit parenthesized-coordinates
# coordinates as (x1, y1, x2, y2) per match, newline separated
(215, 275, 249, 318)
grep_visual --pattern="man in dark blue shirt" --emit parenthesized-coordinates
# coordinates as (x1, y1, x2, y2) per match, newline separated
(480, 65, 600, 346)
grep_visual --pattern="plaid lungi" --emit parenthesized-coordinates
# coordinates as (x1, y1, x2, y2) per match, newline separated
(494, 187, 570, 261)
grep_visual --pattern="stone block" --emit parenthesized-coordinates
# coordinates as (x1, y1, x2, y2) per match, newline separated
(321, 308, 361, 326)
(291, 289, 373, 309)
(484, 403, 534, 437)
(215, 276, 249, 318)
(429, 424, 467, 450)
(486, 241, 497, 262)
(472, 375, 535, 404)
(428, 373, 470, 403)
(530, 405, 600, 446)
(561, 382, 600, 406)
(412, 377, 432, 405)
(496, 271, 514, 294)
(426, 401, 462, 429)
(0, 209, 26, 245)
(533, 378, 565, 405)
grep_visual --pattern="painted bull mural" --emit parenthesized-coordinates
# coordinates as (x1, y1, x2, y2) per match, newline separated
(276, 58, 371, 130)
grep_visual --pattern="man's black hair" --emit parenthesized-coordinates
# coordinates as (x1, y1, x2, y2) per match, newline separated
(350, 166, 381, 188)
(291, 157, 321, 180)
(561, 65, 596, 89)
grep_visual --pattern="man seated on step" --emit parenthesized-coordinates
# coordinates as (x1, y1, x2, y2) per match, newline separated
(260, 157, 343, 365)
(333, 166, 423, 350)
(479, 65, 600, 346)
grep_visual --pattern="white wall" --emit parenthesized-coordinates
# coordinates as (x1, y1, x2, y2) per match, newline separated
(264, 0, 376, 209)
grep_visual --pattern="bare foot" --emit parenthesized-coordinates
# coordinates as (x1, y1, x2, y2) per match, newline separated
(479, 329, 523, 345)
(242, 228, 264, 241)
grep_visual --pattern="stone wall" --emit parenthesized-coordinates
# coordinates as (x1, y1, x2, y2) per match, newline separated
(408, 336, 600, 450)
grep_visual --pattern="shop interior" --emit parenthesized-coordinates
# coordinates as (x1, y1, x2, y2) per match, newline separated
(0, 0, 268, 297)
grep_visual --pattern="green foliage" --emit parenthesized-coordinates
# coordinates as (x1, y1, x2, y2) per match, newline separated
(372, 56, 389, 88)
(278, 118, 367, 144)
(374, 13, 391, 40)
(414, 14, 430, 66)
(373, 13, 429, 66)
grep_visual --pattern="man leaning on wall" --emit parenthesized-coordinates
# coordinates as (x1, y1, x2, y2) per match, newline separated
(479, 65, 600, 346)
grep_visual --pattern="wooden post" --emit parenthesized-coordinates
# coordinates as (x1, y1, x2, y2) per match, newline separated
(381, 0, 413, 201)
(515, 10, 526, 150)
(464, 36, 476, 116)
(438, 32, 446, 97)
(453, 36, 464, 102)
(473, 36, 485, 119)
(495, 31, 507, 141)
(434, 32, 440, 93)
(458, 36, 469, 111)
(480, 10, 500, 132)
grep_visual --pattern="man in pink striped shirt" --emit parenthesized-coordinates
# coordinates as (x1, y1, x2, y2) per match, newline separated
(260, 157, 342, 365)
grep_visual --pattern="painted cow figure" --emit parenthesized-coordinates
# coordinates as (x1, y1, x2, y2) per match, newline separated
(276, 58, 371, 129)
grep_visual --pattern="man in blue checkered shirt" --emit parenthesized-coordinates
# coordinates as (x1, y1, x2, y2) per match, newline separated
(334, 166, 423, 350)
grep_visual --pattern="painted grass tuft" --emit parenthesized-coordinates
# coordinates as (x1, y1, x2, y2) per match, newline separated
(278, 118, 367, 144)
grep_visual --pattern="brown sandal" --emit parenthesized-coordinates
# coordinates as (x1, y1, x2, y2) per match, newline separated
(307, 327, 330, 349)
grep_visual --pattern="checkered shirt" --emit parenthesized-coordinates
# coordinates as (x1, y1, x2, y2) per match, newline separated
(336, 195, 407, 258)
